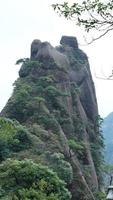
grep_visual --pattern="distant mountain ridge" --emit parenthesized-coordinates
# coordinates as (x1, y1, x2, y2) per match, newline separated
(102, 112, 113, 164)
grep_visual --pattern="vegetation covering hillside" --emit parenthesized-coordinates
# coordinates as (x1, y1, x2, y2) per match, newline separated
(102, 112, 113, 164)
(0, 36, 104, 200)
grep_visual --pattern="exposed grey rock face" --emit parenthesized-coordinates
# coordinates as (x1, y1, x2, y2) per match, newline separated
(57, 36, 98, 122)
(60, 36, 78, 49)
(31, 40, 69, 70)
(31, 39, 41, 58)
(30, 37, 99, 194)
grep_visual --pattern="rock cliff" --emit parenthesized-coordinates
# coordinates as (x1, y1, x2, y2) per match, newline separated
(0, 36, 103, 200)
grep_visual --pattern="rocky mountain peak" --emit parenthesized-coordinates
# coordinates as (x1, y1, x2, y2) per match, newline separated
(0, 36, 103, 200)
(60, 36, 78, 49)
(31, 39, 69, 70)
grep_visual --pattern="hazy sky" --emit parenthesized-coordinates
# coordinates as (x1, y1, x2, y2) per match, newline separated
(0, 0, 113, 117)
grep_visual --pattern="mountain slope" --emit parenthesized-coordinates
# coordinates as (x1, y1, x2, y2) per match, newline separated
(102, 112, 113, 164)
(0, 36, 103, 200)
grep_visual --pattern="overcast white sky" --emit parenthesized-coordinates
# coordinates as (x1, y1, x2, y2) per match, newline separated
(0, 0, 113, 118)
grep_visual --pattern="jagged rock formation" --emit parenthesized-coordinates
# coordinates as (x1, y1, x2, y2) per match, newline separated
(1, 36, 103, 200)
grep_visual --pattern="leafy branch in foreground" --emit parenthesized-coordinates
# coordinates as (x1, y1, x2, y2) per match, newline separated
(53, 0, 113, 43)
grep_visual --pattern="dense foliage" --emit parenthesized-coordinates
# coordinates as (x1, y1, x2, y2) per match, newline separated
(0, 118, 30, 161)
(47, 152, 73, 184)
(0, 159, 71, 200)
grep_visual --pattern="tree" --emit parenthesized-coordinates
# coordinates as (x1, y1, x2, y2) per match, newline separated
(53, 0, 113, 79)
(47, 153, 73, 184)
(53, 0, 113, 43)
(0, 159, 71, 200)
(15, 58, 29, 65)
(0, 117, 31, 161)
